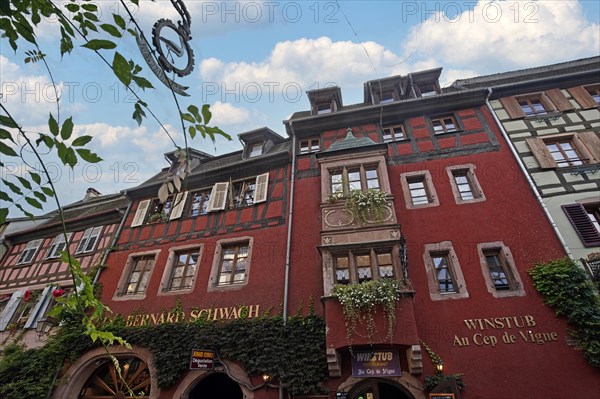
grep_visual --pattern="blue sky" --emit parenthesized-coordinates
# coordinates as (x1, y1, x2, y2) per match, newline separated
(1, 0, 600, 216)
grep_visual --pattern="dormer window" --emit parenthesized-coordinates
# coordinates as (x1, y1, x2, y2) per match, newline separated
(316, 101, 333, 114)
(379, 90, 396, 104)
(248, 143, 263, 157)
(419, 83, 439, 97)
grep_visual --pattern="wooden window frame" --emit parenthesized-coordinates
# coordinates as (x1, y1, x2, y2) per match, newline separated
(333, 248, 398, 285)
(431, 114, 459, 134)
(207, 173, 269, 212)
(299, 137, 320, 154)
(16, 239, 42, 265)
(248, 142, 263, 158)
(159, 245, 203, 294)
(446, 164, 485, 204)
(45, 233, 72, 260)
(382, 124, 405, 142)
(208, 237, 254, 291)
(329, 164, 380, 198)
(424, 242, 469, 301)
(113, 250, 160, 300)
(563, 203, 600, 247)
(75, 226, 103, 254)
(188, 190, 212, 217)
(526, 132, 600, 169)
(477, 242, 525, 298)
(400, 170, 439, 209)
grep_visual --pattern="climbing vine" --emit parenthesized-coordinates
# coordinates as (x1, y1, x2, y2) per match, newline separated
(528, 257, 600, 367)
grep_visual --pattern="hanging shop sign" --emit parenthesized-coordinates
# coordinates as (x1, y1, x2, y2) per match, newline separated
(190, 349, 215, 370)
(351, 350, 401, 377)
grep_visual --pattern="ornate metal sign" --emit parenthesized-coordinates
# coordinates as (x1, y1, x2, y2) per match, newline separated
(137, 0, 195, 96)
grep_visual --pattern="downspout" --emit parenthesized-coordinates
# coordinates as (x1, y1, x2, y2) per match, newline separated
(485, 88, 574, 260)
(281, 122, 297, 399)
(93, 200, 133, 285)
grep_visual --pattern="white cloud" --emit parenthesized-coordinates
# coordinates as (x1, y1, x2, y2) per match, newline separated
(209, 101, 251, 126)
(74, 123, 147, 147)
(403, 0, 600, 72)
(199, 36, 404, 93)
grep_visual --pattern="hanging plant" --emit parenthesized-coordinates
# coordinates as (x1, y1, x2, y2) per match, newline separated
(345, 189, 388, 223)
(332, 279, 405, 342)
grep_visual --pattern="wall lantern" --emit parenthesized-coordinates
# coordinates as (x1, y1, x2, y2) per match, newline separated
(36, 317, 56, 338)
(435, 361, 444, 374)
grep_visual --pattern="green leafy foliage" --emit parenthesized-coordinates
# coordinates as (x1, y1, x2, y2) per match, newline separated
(528, 258, 600, 367)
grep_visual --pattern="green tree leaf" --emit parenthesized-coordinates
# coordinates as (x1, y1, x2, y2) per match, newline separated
(29, 171, 42, 185)
(41, 187, 54, 197)
(0, 141, 18, 157)
(48, 113, 59, 136)
(16, 176, 32, 190)
(76, 149, 102, 163)
(112, 52, 131, 86)
(33, 191, 47, 203)
(25, 196, 43, 209)
(0, 208, 8, 224)
(0, 115, 18, 128)
(2, 179, 23, 195)
(0, 128, 15, 142)
(60, 117, 74, 140)
(201, 104, 212, 124)
(100, 23, 121, 38)
(72, 135, 92, 147)
(113, 14, 126, 30)
(82, 39, 116, 50)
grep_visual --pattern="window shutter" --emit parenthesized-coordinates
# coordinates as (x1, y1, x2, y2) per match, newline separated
(567, 86, 597, 109)
(254, 173, 269, 204)
(545, 89, 573, 112)
(169, 191, 188, 220)
(499, 96, 525, 119)
(577, 131, 600, 163)
(24, 286, 53, 329)
(525, 137, 557, 169)
(131, 199, 150, 227)
(85, 226, 103, 252)
(0, 291, 24, 331)
(563, 204, 600, 247)
(207, 182, 229, 211)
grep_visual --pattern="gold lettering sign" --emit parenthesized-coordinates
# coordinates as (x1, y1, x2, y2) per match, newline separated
(119, 305, 261, 327)
(452, 315, 559, 348)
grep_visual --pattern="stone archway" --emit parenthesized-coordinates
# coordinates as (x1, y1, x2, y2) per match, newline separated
(52, 346, 159, 399)
(172, 359, 254, 399)
(348, 378, 412, 399)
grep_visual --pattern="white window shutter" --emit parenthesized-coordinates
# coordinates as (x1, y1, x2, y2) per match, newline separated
(207, 182, 229, 211)
(169, 191, 188, 220)
(24, 286, 53, 329)
(131, 199, 151, 227)
(254, 173, 269, 204)
(85, 226, 103, 252)
(0, 291, 24, 331)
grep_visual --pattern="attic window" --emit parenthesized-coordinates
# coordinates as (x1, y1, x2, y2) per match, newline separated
(379, 90, 395, 104)
(419, 83, 438, 97)
(316, 102, 333, 114)
(248, 143, 263, 158)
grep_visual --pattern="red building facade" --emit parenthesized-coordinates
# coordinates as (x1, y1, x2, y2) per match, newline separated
(49, 67, 599, 399)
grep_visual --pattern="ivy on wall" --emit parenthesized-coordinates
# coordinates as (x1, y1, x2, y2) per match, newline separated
(0, 314, 327, 398)
(528, 258, 600, 367)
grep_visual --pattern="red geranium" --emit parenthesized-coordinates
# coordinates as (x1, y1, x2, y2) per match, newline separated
(23, 290, 32, 302)
(52, 288, 65, 298)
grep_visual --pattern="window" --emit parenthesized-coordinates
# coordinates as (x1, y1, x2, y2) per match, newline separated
(75, 226, 102, 254)
(401, 170, 439, 209)
(500, 90, 573, 119)
(518, 96, 547, 117)
(447, 164, 485, 204)
(299, 138, 320, 154)
(330, 165, 380, 197)
(166, 249, 200, 291)
(477, 242, 524, 298)
(526, 132, 599, 169)
(418, 83, 439, 97)
(316, 101, 333, 114)
(16, 239, 42, 265)
(431, 253, 456, 293)
(563, 203, 600, 247)
(333, 249, 397, 284)
(124, 255, 155, 295)
(217, 243, 249, 286)
(248, 143, 263, 157)
(144, 196, 174, 223)
(189, 191, 211, 217)
(232, 179, 256, 208)
(382, 125, 405, 142)
(545, 140, 584, 167)
(424, 242, 468, 300)
(431, 115, 458, 134)
(45, 233, 72, 259)
(377, 89, 396, 104)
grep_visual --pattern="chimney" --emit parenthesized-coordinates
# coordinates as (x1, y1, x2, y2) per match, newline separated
(84, 188, 102, 201)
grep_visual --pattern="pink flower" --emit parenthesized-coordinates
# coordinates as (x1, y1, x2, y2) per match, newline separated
(52, 288, 65, 298)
